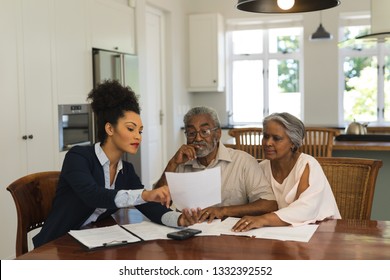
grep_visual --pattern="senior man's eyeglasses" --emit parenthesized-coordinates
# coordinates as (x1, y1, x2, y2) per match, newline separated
(184, 127, 219, 139)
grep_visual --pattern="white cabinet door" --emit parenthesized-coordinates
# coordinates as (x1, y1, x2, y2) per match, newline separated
(0, 0, 57, 177)
(188, 13, 225, 92)
(0, 0, 25, 179)
(0, 0, 21, 256)
(21, 0, 57, 173)
(90, 0, 136, 54)
(54, 0, 91, 104)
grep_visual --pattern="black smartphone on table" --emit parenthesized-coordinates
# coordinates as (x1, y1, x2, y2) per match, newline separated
(167, 228, 202, 240)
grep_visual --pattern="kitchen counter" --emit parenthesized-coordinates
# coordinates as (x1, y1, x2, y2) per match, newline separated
(334, 140, 390, 151)
(225, 137, 390, 152)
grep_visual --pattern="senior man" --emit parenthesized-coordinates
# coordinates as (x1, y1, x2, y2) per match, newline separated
(155, 106, 277, 223)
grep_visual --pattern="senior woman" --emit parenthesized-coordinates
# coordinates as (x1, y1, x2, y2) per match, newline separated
(233, 112, 341, 232)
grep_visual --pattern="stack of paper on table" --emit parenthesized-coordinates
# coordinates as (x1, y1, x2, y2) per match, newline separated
(121, 218, 318, 243)
(69, 220, 318, 247)
(189, 217, 319, 243)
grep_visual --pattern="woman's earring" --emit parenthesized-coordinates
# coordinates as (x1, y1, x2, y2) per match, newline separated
(291, 146, 296, 152)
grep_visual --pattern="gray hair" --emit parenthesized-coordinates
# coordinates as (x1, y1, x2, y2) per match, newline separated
(263, 112, 305, 152)
(183, 106, 221, 128)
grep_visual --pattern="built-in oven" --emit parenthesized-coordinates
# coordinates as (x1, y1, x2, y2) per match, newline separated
(58, 104, 93, 152)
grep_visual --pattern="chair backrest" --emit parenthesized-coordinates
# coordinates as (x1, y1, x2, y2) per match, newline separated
(316, 157, 382, 220)
(300, 127, 340, 157)
(6, 171, 60, 257)
(228, 127, 263, 159)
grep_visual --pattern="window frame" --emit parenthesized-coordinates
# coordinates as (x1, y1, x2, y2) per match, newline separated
(338, 13, 390, 125)
(226, 18, 304, 126)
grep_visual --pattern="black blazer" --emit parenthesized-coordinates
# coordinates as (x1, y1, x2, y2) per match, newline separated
(33, 145, 171, 248)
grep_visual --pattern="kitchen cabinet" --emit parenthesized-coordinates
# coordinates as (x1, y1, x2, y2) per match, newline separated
(0, 0, 58, 259)
(90, 0, 136, 54)
(188, 13, 225, 92)
(18, 0, 57, 173)
(53, 0, 92, 104)
(0, 0, 57, 176)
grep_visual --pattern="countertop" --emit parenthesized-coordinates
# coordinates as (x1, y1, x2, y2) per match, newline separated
(333, 140, 390, 151)
(224, 138, 390, 152)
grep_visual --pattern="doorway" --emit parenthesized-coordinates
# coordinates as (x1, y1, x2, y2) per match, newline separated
(144, 6, 167, 186)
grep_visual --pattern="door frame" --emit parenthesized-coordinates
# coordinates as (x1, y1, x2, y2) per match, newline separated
(142, 5, 168, 186)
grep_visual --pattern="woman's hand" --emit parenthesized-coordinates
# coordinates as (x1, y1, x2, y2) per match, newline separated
(142, 185, 171, 208)
(232, 215, 267, 232)
(232, 213, 288, 232)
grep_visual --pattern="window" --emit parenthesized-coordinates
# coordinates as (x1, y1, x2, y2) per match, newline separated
(227, 23, 303, 125)
(339, 19, 390, 125)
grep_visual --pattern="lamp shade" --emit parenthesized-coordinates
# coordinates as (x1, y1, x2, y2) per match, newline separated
(236, 0, 340, 14)
(310, 23, 333, 40)
(354, 0, 390, 43)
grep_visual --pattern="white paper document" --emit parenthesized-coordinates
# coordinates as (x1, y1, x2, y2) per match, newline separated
(165, 167, 221, 210)
(187, 219, 224, 236)
(121, 221, 178, 241)
(69, 218, 318, 246)
(189, 217, 319, 242)
(119, 218, 318, 243)
(68, 225, 141, 249)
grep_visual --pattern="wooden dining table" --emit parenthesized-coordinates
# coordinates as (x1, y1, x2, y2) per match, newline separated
(15, 209, 390, 260)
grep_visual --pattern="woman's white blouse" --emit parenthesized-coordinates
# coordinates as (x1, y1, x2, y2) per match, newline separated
(260, 153, 341, 226)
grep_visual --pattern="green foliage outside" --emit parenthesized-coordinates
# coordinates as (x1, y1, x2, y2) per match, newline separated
(344, 55, 390, 122)
(277, 35, 299, 93)
(341, 25, 390, 123)
(344, 65, 377, 121)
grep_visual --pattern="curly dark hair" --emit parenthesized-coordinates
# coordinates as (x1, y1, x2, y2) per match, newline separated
(87, 79, 140, 144)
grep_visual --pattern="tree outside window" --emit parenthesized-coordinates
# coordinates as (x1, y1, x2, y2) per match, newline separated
(340, 25, 390, 124)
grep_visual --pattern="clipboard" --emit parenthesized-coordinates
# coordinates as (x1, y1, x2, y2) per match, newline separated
(68, 224, 142, 250)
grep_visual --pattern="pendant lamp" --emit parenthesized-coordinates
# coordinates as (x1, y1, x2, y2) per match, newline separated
(236, 0, 340, 14)
(310, 12, 333, 40)
(310, 24, 333, 40)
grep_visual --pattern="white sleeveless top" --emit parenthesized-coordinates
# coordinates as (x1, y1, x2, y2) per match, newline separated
(260, 153, 341, 226)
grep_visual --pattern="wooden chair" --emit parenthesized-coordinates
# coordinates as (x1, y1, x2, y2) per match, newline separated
(300, 127, 340, 157)
(6, 171, 60, 257)
(228, 127, 263, 159)
(316, 157, 382, 220)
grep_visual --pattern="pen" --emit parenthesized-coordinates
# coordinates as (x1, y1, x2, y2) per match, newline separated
(102, 240, 128, 247)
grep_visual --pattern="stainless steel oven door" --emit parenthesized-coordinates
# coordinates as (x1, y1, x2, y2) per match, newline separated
(59, 104, 92, 151)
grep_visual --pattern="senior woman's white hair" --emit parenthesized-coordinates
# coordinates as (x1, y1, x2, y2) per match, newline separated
(263, 112, 305, 152)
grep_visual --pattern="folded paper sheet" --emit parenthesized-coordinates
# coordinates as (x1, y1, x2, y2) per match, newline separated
(165, 167, 221, 210)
